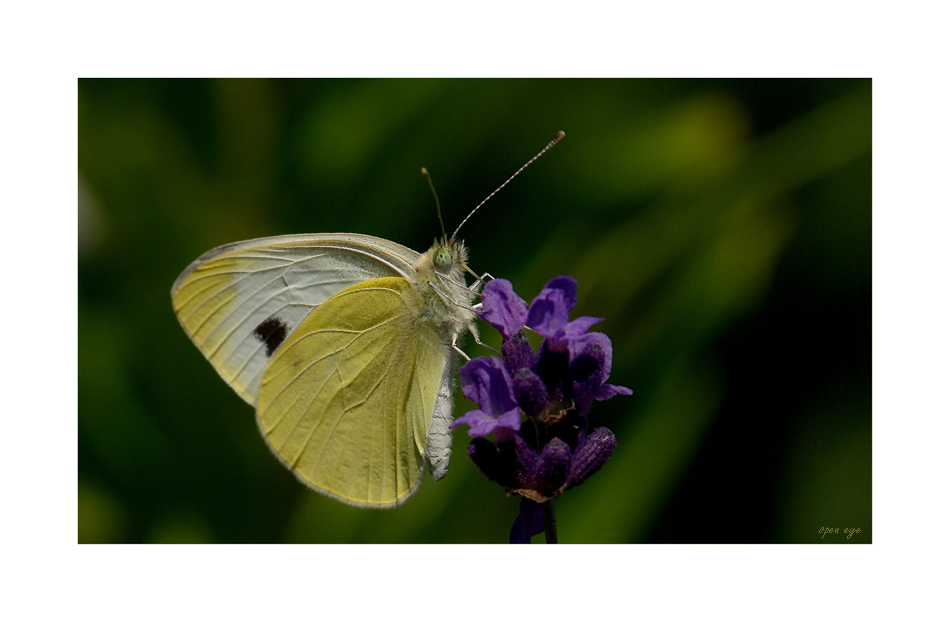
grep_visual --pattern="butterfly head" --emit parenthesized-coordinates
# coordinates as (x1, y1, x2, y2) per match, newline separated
(412, 237, 477, 340)
(433, 245, 453, 273)
(433, 237, 468, 275)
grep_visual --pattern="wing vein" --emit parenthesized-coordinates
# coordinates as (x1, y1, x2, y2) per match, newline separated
(262, 333, 361, 431)
(304, 333, 402, 486)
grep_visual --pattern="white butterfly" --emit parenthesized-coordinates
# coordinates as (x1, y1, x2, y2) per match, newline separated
(171, 132, 564, 507)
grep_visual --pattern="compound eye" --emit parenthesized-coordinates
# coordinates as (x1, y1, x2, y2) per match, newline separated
(434, 246, 453, 273)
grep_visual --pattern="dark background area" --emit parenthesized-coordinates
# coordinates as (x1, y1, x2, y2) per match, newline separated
(78, 78, 870, 543)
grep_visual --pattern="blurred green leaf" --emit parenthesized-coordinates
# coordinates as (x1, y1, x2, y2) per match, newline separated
(78, 79, 870, 543)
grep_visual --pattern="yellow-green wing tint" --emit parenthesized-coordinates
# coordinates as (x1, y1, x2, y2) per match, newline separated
(170, 234, 419, 405)
(257, 277, 449, 507)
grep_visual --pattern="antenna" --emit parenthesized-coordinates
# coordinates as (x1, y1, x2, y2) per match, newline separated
(421, 167, 448, 241)
(451, 130, 565, 240)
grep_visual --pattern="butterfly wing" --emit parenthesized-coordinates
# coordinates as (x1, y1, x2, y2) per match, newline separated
(256, 276, 449, 507)
(171, 234, 420, 405)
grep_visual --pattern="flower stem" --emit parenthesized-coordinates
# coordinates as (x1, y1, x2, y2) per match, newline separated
(542, 499, 558, 544)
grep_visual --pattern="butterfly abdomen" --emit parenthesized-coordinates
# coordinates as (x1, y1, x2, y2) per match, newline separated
(425, 345, 457, 480)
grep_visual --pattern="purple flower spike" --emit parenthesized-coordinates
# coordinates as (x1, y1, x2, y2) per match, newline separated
(501, 330, 537, 376)
(451, 357, 522, 442)
(564, 428, 617, 491)
(455, 275, 632, 542)
(595, 384, 634, 401)
(512, 433, 538, 492)
(511, 367, 549, 419)
(477, 279, 528, 340)
(527, 276, 603, 352)
(532, 438, 572, 497)
(569, 332, 632, 416)
(509, 497, 545, 544)
(509, 435, 572, 502)
(467, 438, 517, 489)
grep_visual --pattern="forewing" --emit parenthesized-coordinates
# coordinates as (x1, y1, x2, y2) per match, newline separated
(171, 234, 419, 405)
(256, 277, 448, 507)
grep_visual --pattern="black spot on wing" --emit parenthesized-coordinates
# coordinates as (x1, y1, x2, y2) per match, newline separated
(254, 317, 289, 357)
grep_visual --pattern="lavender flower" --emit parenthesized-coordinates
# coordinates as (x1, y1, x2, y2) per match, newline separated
(453, 276, 632, 543)
(450, 357, 521, 442)
(526, 275, 603, 352)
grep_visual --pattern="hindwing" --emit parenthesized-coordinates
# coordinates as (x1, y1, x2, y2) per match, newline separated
(256, 277, 449, 507)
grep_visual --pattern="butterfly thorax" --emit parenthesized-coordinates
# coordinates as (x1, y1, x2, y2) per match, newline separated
(412, 239, 478, 345)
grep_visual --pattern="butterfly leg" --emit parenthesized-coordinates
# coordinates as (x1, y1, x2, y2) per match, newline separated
(451, 333, 471, 361)
(468, 328, 501, 356)
(427, 278, 480, 314)
(463, 264, 494, 288)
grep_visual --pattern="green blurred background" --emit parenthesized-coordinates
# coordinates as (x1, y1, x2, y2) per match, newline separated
(78, 79, 870, 543)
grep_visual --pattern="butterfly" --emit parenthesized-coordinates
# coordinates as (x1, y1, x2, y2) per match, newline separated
(171, 132, 564, 507)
